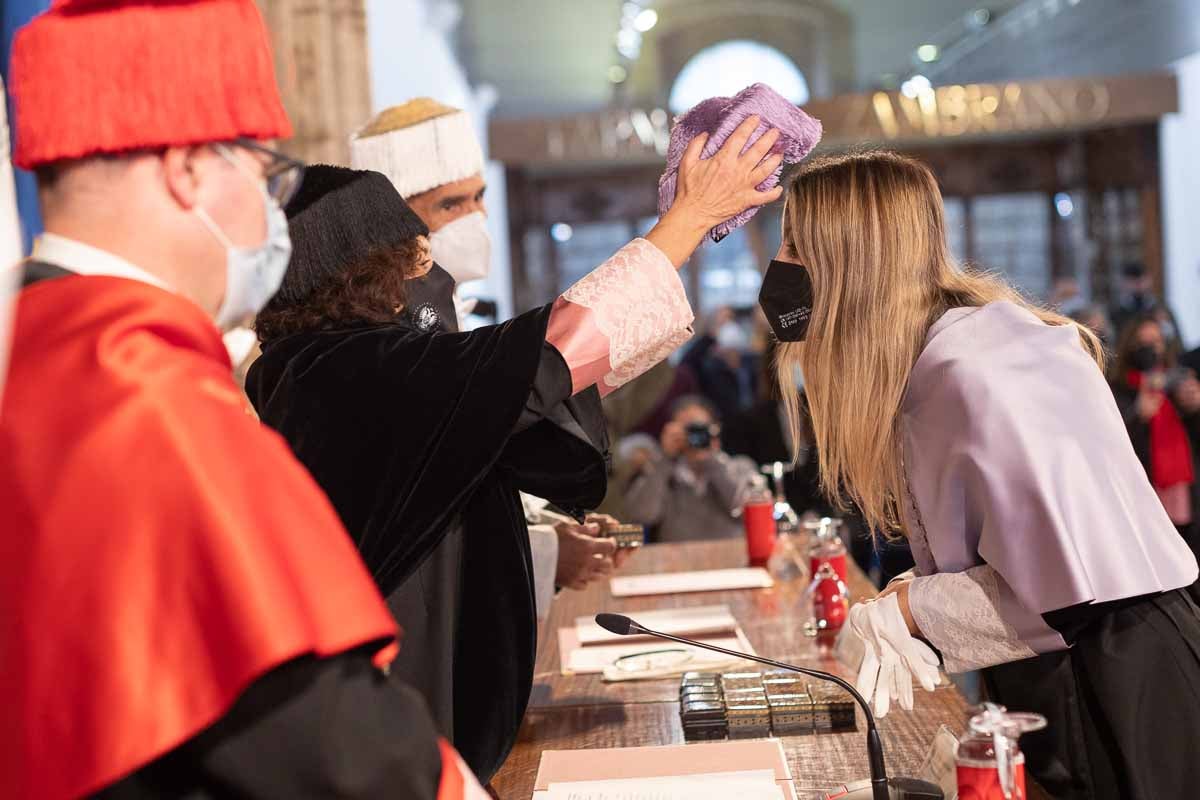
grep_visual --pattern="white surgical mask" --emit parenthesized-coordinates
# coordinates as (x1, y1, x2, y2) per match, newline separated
(430, 211, 491, 284)
(196, 188, 291, 330)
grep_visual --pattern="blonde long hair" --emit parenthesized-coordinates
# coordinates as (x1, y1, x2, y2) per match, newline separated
(773, 151, 1104, 537)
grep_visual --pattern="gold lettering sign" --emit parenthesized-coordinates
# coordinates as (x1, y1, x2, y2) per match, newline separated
(852, 80, 1114, 142)
(488, 73, 1172, 166)
(543, 108, 672, 161)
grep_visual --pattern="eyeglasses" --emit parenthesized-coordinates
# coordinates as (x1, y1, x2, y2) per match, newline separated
(220, 138, 306, 207)
(611, 648, 694, 674)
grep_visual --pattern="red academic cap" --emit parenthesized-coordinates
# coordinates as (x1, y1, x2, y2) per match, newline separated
(8, 0, 292, 170)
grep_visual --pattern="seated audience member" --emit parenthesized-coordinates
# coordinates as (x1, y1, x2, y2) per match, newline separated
(248, 122, 783, 782)
(599, 359, 700, 518)
(1110, 313, 1200, 595)
(621, 395, 759, 542)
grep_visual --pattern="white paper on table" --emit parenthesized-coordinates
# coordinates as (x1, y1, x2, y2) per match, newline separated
(533, 741, 797, 799)
(610, 568, 773, 597)
(574, 605, 738, 645)
(538, 769, 784, 800)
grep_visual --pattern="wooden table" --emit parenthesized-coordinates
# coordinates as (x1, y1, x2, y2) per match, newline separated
(492, 539, 1049, 800)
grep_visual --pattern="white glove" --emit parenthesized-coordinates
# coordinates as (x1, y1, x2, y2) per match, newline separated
(845, 594, 940, 718)
(834, 611, 867, 669)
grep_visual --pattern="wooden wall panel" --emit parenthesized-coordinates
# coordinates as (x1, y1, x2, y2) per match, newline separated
(255, 0, 372, 165)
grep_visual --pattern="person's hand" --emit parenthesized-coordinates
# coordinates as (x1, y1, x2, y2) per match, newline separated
(586, 513, 619, 531)
(645, 116, 784, 268)
(661, 421, 687, 459)
(554, 521, 617, 590)
(586, 513, 637, 568)
(1137, 386, 1165, 421)
(847, 594, 939, 718)
(876, 579, 918, 633)
(670, 116, 784, 230)
(625, 446, 655, 474)
(1174, 373, 1200, 414)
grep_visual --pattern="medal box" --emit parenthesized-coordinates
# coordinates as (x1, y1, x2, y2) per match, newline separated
(679, 671, 856, 741)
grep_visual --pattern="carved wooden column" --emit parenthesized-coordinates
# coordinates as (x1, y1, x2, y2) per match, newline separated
(255, 0, 372, 165)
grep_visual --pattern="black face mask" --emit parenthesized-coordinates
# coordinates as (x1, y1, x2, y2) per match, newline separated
(1129, 344, 1162, 373)
(403, 263, 458, 334)
(1128, 292, 1152, 313)
(758, 259, 814, 342)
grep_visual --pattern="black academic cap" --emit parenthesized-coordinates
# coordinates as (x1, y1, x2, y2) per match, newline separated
(274, 164, 428, 307)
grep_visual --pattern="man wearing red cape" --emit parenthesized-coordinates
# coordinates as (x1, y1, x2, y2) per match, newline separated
(0, 1, 487, 797)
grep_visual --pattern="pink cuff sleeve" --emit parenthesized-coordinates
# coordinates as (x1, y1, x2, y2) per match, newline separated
(545, 238, 694, 396)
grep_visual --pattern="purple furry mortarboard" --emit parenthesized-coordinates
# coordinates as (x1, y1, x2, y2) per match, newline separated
(658, 83, 822, 242)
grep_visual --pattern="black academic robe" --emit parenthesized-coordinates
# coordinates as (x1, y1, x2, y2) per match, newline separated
(246, 306, 608, 782)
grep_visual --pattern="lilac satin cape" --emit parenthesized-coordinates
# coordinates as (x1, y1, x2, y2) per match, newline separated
(901, 303, 1197, 630)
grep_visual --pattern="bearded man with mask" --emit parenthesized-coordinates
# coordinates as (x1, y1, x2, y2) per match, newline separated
(0, 2, 487, 798)
(351, 98, 626, 617)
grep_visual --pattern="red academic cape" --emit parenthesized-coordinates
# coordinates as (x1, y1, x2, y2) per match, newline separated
(0, 274, 472, 799)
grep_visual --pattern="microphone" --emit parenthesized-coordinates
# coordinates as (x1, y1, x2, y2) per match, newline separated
(594, 613, 942, 800)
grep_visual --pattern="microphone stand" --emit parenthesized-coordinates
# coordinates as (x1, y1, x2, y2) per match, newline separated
(595, 614, 943, 800)
(625, 619, 888, 800)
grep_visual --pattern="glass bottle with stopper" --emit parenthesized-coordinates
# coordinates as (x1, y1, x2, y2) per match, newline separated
(806, 516, 848, 583)
(763, 461, 799, 534)
(740, 475, 776, 568)
(801, 560, 849, 644)
(801, 517, 849, 644)
(763, 462, 807, 582)
(956, 703, 1046, 800)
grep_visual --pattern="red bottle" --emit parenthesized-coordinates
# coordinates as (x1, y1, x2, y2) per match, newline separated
(956, 704, 1047, 800)
(802, 561, 849, 645)
(742, 478, 777, 568)
(806, 517, 848, 584)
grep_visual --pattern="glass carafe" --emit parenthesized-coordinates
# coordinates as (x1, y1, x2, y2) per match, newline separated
(956, 703, 1047, 800)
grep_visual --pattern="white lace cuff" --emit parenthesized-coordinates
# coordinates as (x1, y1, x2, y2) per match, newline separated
(908, 566, 1038, 673)
(555, 238, 694, 394)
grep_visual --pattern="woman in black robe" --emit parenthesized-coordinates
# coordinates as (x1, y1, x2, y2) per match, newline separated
(247, 120, 784, 782)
